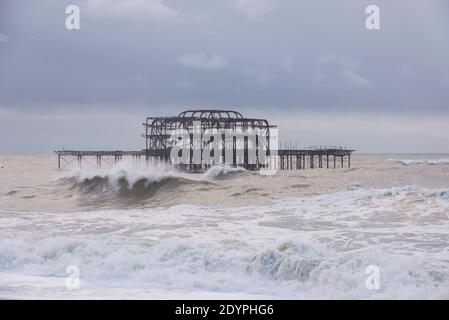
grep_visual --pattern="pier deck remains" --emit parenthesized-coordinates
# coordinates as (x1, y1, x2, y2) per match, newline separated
(55, 110, 354, 171)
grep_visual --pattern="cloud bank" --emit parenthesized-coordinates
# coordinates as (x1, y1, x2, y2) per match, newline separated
(0, 0, 448, 152)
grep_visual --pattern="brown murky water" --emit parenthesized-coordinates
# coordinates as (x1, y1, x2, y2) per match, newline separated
(1, 154, 449, 212)
(0, 154, 449, 299)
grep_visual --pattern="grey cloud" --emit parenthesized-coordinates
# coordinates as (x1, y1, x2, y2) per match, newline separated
(0, 33, 7, 43)
(243, 67, 276, 85)
(1, 0, 449, 152)
(86, 0, 179, 21)
(340, 70, 373, 88)
(281, 57, 293, 73)
(313, 53, 373, 88)
(1, 0, 448, 113)
(174, 78, 195, 89)
(177, 53, 229, 70)
(229, 0, 278, 20)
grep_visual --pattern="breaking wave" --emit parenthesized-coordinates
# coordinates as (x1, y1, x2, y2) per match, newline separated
(57, 164, 213, 207)
(393, 159, 449, 166)
(204, 164, 248, 178)
(2, 153, 449, 298)
(2, 185, 449, 298)
(53, 163, 251, 207)
(1, 236, 448, 299)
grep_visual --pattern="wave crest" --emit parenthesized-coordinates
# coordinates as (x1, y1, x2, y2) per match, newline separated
(392, 159, 449, 166)
(204, 165, 247, 178)
(248, 242, 324, 281)
(57, 164, 211, 206)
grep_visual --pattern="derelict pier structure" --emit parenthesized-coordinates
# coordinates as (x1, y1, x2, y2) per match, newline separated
(55, 109, 354, 171)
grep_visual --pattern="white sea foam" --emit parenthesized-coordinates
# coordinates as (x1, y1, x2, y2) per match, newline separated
(53, 162, 221, 206)
(60, 162, 243, 190)
(61, 162, 199, 189)
(393, 159, 449, 166)
(204, 164, 247, 178)
(1, 185, 449, 299)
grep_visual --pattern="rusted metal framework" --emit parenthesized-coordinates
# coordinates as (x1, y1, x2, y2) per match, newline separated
(277, 147, 353, 170)
(55, 109, 355, 171)
(143, 109, 274, 171)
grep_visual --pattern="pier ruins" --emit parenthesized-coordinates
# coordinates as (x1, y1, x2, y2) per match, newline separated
(55, 109, 354, 171)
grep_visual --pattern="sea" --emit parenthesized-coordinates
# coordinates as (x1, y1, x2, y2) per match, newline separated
(0, 154, 448, 299)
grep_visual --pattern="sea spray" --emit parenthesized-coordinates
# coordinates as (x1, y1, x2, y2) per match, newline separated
(390, 159, 449, 166)
(1, 185, 449, 298)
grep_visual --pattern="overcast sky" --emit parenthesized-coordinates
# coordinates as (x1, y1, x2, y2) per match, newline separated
(1, 0, 449, 153)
